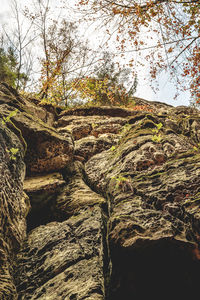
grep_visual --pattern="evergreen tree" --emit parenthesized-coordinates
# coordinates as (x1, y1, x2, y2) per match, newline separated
(0, 46, 28, 89)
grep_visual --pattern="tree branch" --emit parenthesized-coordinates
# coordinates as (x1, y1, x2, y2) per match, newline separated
(169, 36, 199, 67)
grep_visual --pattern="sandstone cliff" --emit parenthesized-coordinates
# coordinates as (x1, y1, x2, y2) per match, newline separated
(0, 82, 200, 299)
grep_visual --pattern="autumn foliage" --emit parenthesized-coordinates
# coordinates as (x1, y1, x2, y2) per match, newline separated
(77, 0, 200, 103)
(70, 76, 132, 106)
(1, 0, 199, 106)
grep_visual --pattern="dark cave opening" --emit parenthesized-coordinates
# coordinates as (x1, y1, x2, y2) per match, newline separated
(26, 192, 58, 232)
(26, 202, 55, 232)
(109, 240, 200, 300)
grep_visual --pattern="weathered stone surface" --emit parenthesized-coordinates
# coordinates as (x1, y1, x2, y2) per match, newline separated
(85, 109, 200, 298)
(20, 98, 55, 127)
(0, 83, 26, 108)
(58, 99, 171, 118)
(54, 162, 106, 219)
(0, 120, 28, 299)
(74, 133, 119, 162)
(57, 114, 126, 140)
(13, 112, 74, 174)
(0, 91, 74, 175)
(1, 83, 200, 299)
(85, 111, 200, 243)
(57, 113, 126, 163)
(15, 206, 107, 300)
(24, 172, 65, 195)
(24, 173, 66, 230)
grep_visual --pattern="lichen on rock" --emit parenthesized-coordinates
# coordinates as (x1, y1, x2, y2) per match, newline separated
(0, 84, 200, 299)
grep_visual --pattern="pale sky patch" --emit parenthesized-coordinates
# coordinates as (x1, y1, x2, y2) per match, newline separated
(0, 0, 191, 107)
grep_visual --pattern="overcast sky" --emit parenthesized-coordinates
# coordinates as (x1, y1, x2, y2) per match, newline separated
(0, 0, 191, 107)
(1, 0, 10, 19)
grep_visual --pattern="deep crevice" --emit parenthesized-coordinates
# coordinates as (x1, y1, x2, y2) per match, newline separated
(109, 240, 200, 300)
(26, 195, 58, 232)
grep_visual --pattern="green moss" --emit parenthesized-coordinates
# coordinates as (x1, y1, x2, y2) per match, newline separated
(139, 119, 158, 129)
(164, 128, 176, 135)
(134, 170, 167, 182)
(128, 113, 147, 124)
(170, 152, 200, 164)
(184, 196, 200, 206)
(117, 114, 164, 147)
(9, 119, 27, 153)
(115, 196, 141, 208)
(110, 214, 132, 221)
(145, 113, 160, 123)
(120, 128, 153, 145)
(17, 111, 67, 143)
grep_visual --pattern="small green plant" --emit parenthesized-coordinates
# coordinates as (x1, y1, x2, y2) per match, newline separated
(193, 143, 200, 152)
(152, 122, 163, 143)
(2, 110, 20, 160)
(91, 123, 98, 130)
(110, 145, 116, 151)
(112, 175, 133, 192)
(120, 123, 132, 135)
(2, 109, 18, 125)
(152, 122, 163, 134)
(156, 122, 163, 130)
(152, 134, 162, 143)
(6, 147, 19, 160)
(1, 109, 27, 154)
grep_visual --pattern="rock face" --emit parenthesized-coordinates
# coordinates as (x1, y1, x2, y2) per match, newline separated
(0, 82, 200, 299)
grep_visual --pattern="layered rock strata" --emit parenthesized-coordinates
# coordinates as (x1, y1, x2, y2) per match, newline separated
(0, 82, 200, 299)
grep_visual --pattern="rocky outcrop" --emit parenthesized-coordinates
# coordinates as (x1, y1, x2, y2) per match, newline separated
(0, 86, 27, 299)
(0, 82, 200, 299)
